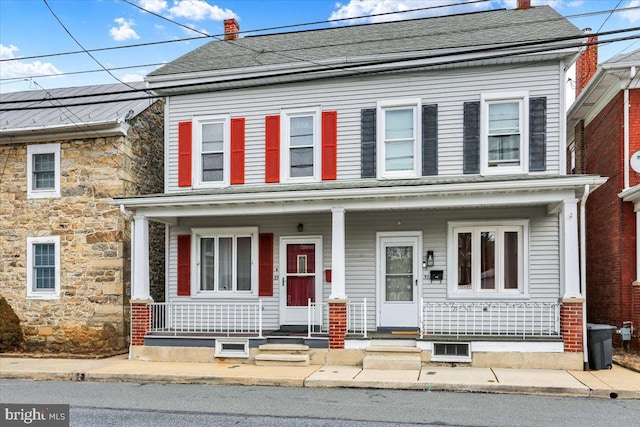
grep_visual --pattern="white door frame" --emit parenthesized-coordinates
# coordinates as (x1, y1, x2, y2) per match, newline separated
(376, 231, 422, 328)
(279, 235, 323, 325)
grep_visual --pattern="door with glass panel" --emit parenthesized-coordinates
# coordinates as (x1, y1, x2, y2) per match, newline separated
(279, 237, 323, 324)
(378, 233, 421, 328)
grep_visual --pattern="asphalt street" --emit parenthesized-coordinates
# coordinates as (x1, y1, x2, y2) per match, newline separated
(2, 380, 640, 426)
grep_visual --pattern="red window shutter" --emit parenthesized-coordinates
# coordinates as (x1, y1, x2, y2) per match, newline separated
(177, 235, 191, 296)
(322, 111, 337, 180)
(231, 117, 245, 185)
(178, 121, 192, 187)
(265, 115, 280, 183)
(259, 233, 274, 296)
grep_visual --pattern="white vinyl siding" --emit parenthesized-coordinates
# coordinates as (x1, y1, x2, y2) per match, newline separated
(166, 207, 559, 331)
(165, 63, 562, 191)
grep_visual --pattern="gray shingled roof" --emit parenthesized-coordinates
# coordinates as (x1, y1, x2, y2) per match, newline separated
(149, 6, 582, 78)
(0, 82, 154, 135)
(605, 48, 640, 66)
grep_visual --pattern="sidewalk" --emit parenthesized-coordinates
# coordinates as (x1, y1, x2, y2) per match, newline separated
(1, 355, 639, 399)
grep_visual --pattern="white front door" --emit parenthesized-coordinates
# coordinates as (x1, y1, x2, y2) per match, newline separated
(279, 236, 323, 325)
(377, 233, 421, 328)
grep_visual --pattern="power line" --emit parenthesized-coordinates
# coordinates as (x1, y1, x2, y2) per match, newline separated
(2, 30, 637, 112)
(42, 0, 140, 91)
(3, 2, 638, 64)
(0, 62, 166, 83)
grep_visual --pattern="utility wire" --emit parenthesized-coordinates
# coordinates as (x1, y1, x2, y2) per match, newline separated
(42, 0, 140, 91)
(2, 30, 637, 112)
(4, 3, 639, 64)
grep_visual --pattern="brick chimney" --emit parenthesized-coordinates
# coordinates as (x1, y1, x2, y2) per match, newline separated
(575, 28, 598, 97)
(224, 18, 239, 41)
(517, 0, 531, 9)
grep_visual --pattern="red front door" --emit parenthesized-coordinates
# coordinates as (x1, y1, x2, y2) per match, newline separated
(280, 237, 322, 324)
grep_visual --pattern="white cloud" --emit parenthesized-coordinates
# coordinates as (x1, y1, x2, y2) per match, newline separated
(621, 0, 640, 23)
(120, 72, 146, 82)
(139, 0, 168, 14)
(0, 44, 62, 78)
(109, 18, 140, 41)
(330, 0, 487, 24)
(168, 0, 237, 21)
(567, 0, 584, 6)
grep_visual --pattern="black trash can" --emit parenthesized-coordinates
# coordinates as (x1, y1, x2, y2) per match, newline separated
(586, 323, 615, 370)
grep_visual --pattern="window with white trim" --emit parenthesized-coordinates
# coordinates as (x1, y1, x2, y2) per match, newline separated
(480, 93, 528, 175)
(27, 143, 60, 198)
(448, 221, 528, 297)
(27, 236, 61, 299)
(377, 99, 421, 179)
(192, 227, 258, 295)
(193, 115, 230, 188)
(281, 107, 321, 182)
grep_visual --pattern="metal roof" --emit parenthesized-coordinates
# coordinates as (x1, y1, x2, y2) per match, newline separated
(0, 82, 156, 143)
(148, 6, 582, 79)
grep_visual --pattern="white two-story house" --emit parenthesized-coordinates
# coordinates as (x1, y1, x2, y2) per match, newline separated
(116, 3, 605, 369)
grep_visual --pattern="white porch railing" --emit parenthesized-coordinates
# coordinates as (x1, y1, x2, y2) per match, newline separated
(420, 300, 561, 339)
(148, 301, 263, 337)
(307, 298, 368, 338)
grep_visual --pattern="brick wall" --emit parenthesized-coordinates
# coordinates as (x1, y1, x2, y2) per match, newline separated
(583, 90, 638, 347)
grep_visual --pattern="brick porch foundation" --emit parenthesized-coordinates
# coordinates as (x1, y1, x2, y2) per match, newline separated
(131, 300, 152, 346)
(560, 298, 584, 352)
(328, 299, 348, 349)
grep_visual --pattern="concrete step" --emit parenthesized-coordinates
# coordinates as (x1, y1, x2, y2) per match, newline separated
(366, 345, 421, 354)
(362, 354, 422, 370)
(254, 353, 310, 366)
(258, 344, 309, 352)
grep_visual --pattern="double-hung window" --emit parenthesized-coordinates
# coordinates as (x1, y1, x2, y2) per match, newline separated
(27, 236, 60, 299)
(448, 221, 528, 297)
(281, 107, 321, 182)
(377, 99, 421, 179)
(193, 115, 230, 188)
(193, 227, 258, 296)
(480, 92, 528, 175)
(27, 143, 60, 198)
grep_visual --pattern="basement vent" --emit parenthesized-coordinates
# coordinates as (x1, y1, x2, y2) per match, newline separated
(215, 339, 249, 358)
(431, 342, 471, 363)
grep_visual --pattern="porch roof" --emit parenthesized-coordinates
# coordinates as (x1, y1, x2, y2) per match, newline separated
(113, 175, 606, 221)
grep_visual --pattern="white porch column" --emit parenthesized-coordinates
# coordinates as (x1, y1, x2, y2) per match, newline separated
(560, 198, 581, 298)
(329, 207, 347, 300)
(131, 214, 151, 301)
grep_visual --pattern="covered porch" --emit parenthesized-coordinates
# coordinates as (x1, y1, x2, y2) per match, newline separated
(115, 175, 604, 366)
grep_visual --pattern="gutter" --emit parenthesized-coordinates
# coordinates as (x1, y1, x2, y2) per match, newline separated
(0, 120, 129, 145)
(580, 184, 590, 369)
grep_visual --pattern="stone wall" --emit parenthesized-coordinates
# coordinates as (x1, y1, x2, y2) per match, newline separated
(0, 100, 164, 354)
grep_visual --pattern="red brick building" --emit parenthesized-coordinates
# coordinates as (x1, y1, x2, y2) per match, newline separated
(568, 46, 640, 350)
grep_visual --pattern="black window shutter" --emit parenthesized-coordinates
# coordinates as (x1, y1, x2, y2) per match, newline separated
(422, 104, 438, 176)
(361, 108, 376, 178)
(529, 97, 547, 171)
(463, 101, 480, 174)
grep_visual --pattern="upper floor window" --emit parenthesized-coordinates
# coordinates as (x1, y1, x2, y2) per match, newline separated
(377, 99, 421, 179)
(27, 236, 60, 299)
(480, 92, 528, 175)
(448, 220, 529, 298)
(27, 143, 60, 199)
(281, 107, 321, 182)
(192, 227, 258, 296)
(193, 115, 230, 188)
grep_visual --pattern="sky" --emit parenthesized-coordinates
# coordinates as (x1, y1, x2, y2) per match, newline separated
(1, 0, 639, 94)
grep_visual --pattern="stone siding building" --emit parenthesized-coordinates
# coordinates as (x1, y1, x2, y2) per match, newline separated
(0, 83, 164, 353)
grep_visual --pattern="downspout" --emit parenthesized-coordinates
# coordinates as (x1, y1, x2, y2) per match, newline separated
(119, 204, 134, 359)
(580, 184, 590, 368)
(624, 65, 636, 190)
